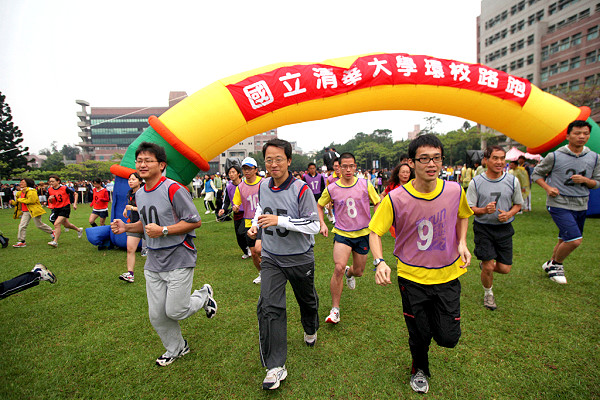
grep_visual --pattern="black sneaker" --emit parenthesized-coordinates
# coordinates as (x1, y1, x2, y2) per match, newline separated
(410, 369, 429, 394)
(155, 340, 190, 366)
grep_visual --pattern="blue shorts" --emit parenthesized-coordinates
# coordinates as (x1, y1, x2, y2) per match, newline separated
(334, 233, 369, 255)
(547, 207, 587, 242)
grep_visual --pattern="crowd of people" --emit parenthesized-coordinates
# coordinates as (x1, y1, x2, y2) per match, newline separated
(2, 119, 598, 395)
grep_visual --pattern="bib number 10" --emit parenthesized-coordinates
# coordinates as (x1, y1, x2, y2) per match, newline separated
(416, 220, 433, 250)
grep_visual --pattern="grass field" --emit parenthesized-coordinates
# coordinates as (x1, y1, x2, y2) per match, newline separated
(1, 185, 599, 399)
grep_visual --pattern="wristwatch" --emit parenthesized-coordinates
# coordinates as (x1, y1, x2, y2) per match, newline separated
(373, 258, 385, 267)
(162, 226, 169, 237)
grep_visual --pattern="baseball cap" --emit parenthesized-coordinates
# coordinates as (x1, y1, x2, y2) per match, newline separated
(259, 171, 266, 177)
(242, 157, 258, 168)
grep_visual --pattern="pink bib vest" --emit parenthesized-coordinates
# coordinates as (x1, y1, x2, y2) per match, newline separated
(389, 181, 462, 269)
(239, 179, 260, 220)
(327, 178, 371, 232)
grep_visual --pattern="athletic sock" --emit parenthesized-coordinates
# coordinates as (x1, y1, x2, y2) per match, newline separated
(552, 260, 563, 266)
(484, 286, 493, 296)
(90, 222, 97, 227)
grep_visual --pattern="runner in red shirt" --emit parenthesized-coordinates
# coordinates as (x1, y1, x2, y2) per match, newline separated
(47, 174, 83, 247)
(89, 178, 110, 226)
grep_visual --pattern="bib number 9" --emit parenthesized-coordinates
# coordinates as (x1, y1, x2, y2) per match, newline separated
(417, 220, 433, 251)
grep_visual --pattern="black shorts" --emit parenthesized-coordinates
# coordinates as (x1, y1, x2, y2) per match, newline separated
(473, 221, 514, 265)
(49, 206, 70, 223)
(239, 224, 257, 248)
(92, 210, 109, 219)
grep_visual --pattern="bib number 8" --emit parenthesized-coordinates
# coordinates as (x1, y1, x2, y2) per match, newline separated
(417, 220, 433, 251)
(346, 197, 357, 218)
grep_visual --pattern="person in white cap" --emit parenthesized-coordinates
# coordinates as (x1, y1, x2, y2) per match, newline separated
(233, 157, 263, 284)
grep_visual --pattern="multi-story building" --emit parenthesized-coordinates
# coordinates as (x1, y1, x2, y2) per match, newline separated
(76, 92, 278, 172)
(477, 0, 600, 145)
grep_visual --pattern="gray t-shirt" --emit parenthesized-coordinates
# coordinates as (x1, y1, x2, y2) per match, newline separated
(467, 172, 523, 225)
(136, 177, 201, 272)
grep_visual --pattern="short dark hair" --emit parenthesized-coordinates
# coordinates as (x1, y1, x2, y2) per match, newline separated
(135, 142, 167, 164)
(332, 157, 340, 165)
(22, 178, 35, 188)
(484, 146, 506, 159)
(48, 174, 61, 183)
(129, 172, 143, 183)
(518, 155, 526, 161)
(509, 160, 518, 165)
(228, 165, 242, 175)
(408, 134, 444, 159)
(262, 138, 292, 159)
(567, 120, 592, 135)
(93, 177, 102, 184)
(339, 152, 355, 163)
(307, 162, 316, 169)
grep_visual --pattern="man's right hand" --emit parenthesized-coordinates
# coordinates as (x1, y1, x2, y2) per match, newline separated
(247, 225, 258, 239)
(546, 186, 559, 197)
(111, 219, 126, 234)
(375, 262, 392, 286)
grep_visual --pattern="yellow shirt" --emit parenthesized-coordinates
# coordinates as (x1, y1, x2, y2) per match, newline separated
(318, 177, 381, 238)
(233, 176, 263, 228)
(369, 179, 473, 285)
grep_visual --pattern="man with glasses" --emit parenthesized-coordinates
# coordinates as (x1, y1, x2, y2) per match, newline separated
(317, 152, 381, 324)
(369, 134, 473, 394)
(247, 138, 320, 390)
(111, 142, 217, 367)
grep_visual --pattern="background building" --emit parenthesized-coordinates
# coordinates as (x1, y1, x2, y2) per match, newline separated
(76, 92, 277, 171)
(477, 0, 600, 146)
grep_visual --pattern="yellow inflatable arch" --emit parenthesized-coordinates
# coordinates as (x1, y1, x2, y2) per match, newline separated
(111, 52, 597, 184)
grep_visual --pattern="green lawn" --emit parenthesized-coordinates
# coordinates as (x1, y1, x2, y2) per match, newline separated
(1, 186, 599, 399)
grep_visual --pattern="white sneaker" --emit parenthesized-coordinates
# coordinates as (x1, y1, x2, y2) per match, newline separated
(262, 366, 287, 390)
(253, 272, 262, 284)
(77, 228, 84, 239)
(32, 263, 56, 283)
(119, 271, 134, 283)
(47, 241, 58, 248)
(547, 262, 567, 284)
(345, 266, 356, 290)
(241, 253, 250, 259)
(205, 210, 211, 214)
(304, 332, 317, 347)
(325, 308, 340, 324)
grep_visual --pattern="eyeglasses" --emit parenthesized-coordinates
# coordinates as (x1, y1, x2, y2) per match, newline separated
(414, 155, 444, 164)
(135, 159, 159, 165)
(264, 158, 286, 165)
(340, 164, 356, 170)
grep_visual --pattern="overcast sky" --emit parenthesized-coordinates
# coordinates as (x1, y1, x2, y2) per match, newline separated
(0, 0, 482, 154)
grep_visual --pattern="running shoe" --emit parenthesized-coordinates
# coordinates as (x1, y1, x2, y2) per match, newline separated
(119, 271, 134, 283)
(32, 263, 57, 284)
(78, 228, 84, 239)
(262, 366, 287, 390)
(483, 293, 497, 310)
(410, 369, 429, 394)
(155, 340, 190, 367)
(47, 241, 58, 248)
(141, 248, 147, 257)
(253, 272, 262, 284)
(202, 284, 217, 318)
(241, 253, 250, 259)
(546, 262, 567, 284)
(304, 332, 317, 347)
(345, 266, 356, 290)
(325, 308, 340, 324)
(13, 242, 26, 248)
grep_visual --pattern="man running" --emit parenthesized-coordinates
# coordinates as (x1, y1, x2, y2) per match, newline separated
(232, 157, 263, 284)
(532, 120, 600, 284)
(369, 134, 473, 394)
(467, 146, 522, 310)
(317, 152, 381, 324)
(111, 141, 217, 366)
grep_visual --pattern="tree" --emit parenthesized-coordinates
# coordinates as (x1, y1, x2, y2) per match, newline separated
(420, 116, 442, 135)
(41, 152, 65, 171)
(61, 144, 80, 160)
(0, 92, 30, 179)
(39, 141, 59, 156)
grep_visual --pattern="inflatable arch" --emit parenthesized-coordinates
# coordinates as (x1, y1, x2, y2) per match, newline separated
(92, 52, 600, 248)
